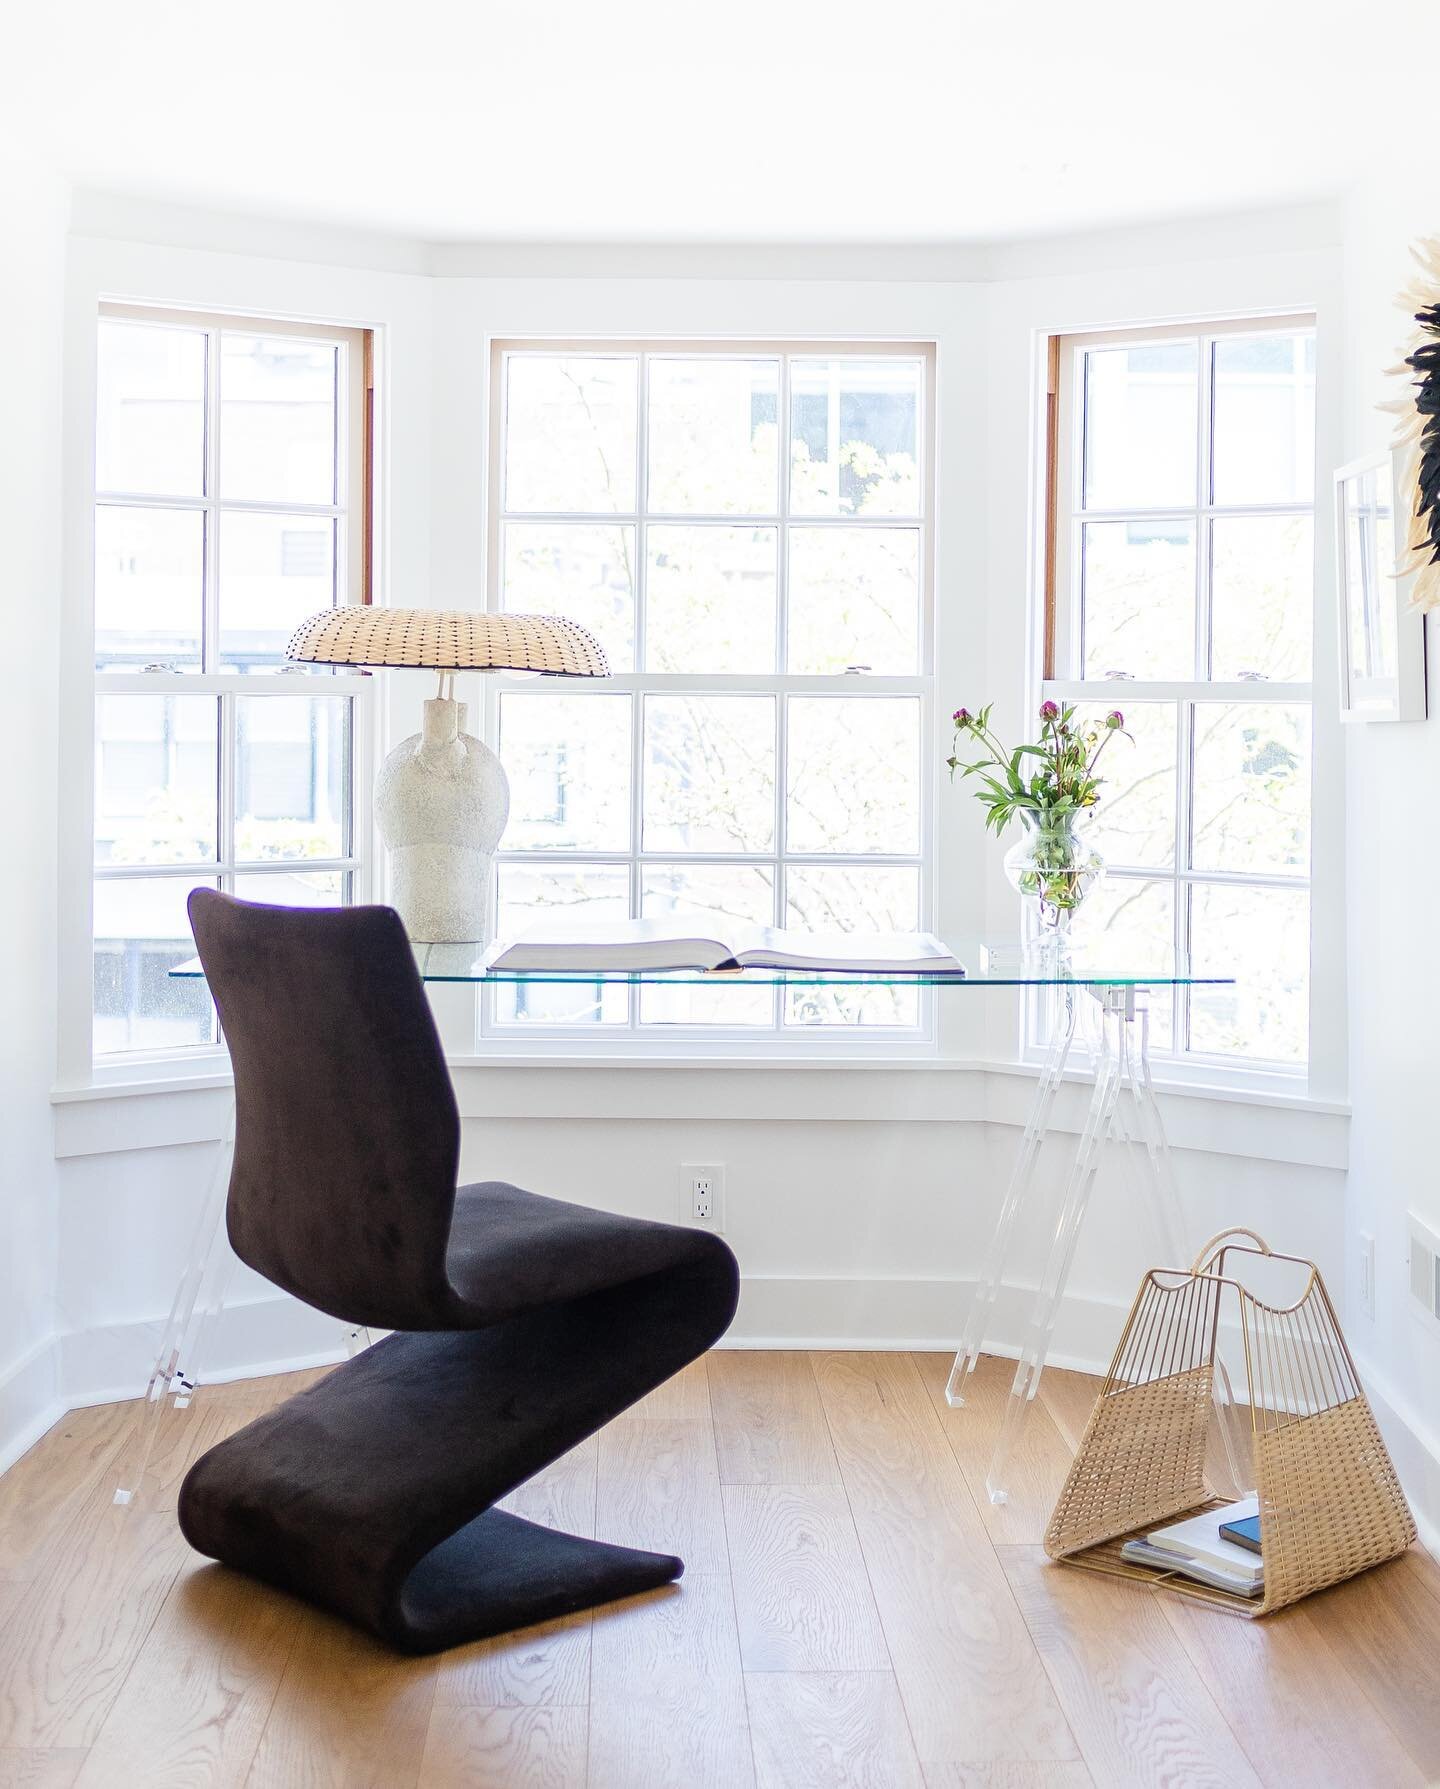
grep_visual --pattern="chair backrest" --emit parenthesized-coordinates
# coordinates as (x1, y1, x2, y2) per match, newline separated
(188, 889, 462, 1329)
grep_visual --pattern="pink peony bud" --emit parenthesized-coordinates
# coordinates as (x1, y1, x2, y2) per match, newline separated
(1040, 700, 1060, 721)
(952, 707, 972, 725)
(1106, 710, 1124, 728)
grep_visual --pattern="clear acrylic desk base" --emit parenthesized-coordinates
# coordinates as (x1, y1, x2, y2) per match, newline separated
(947, 983, 1194, 1505)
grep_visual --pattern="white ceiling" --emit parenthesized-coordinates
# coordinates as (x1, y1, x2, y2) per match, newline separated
(10, 1, 1423, 246)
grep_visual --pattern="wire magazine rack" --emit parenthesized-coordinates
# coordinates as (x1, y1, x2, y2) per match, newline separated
(1044, 1228, 1415, 1616)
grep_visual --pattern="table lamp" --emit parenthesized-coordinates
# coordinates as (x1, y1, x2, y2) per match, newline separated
(287, 608, 609, 943)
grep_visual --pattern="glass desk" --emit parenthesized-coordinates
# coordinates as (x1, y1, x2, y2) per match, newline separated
(127, 940, 1234, 1508)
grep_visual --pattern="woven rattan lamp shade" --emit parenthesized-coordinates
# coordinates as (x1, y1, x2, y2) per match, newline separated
(287, 609, 609, 677)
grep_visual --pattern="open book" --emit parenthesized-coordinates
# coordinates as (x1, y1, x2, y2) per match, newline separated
(484, 917, 965, 976)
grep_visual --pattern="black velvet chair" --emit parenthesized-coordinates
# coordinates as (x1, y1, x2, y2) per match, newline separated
(178, 889, 740, 1655)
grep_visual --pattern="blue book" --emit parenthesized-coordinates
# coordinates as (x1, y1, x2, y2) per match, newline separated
(1218, 1513, 1262, 1556)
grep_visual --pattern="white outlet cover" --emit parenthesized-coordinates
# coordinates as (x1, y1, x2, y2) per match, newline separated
(679, 1162, 725, 1231)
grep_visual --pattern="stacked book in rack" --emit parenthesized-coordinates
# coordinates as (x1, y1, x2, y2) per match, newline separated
(1119, 1496, 1264, 1598)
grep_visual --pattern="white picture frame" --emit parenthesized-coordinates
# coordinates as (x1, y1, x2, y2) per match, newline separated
(1335, 447, 1427, 722)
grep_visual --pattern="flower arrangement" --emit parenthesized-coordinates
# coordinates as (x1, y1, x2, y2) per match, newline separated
(946, 700, 1129, 924)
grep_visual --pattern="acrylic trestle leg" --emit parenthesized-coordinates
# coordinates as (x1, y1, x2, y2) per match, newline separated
(982, 989, 1129, 1503)
(114, 1102, 379, 1508)
(948, 984, 1207, 1506)
(1107, 1007, 1251, 1498)
(114, 1101, 237, 1505)
(946, 982, 1080, 1408)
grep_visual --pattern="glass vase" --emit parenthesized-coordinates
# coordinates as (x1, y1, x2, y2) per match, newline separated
(1003, 809, 1105, 931)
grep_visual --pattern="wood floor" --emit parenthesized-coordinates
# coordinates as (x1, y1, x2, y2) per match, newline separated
(1, 1351, 1438, 1788)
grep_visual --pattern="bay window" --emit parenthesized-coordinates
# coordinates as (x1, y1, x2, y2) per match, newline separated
(483, 342, 935, 1038)
(92, 306, 372, 1060)
(1046, 316, 1317, 1069)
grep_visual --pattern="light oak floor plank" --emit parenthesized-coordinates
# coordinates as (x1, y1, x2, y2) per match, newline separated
(0, 1396, 226, 1751)
(999, 1544, 1262, 1789)
(710, 1350, 840, 1486)
(417, 1705, 588, 1787)
(8, 1355, 1440, 1789)
(921, 1764, 1095, 1788)
(73, 1560, 297, 1789)
(1161, 1591, 1427, 1789)
(0, 1754, 90, 1789)
(629, 1355, 711, 1421)
(1297, 1550, 1440, 1779)
(588, 1574, 755, 1789)
(812, 1352, 1079, 1774)
(745, 1670, 923, 1789)
(0, 1404, 135, 1586)
(242, 1613, 439, 1789)
(723, 1484, 890, 1672)
(218, 1367, 336, 1417)
(594, 1416, 728, 1575)
(914, 1352, 1075, 1547)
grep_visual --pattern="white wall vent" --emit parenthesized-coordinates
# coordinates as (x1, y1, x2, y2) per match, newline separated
(1406, 1211, 1440, 1328)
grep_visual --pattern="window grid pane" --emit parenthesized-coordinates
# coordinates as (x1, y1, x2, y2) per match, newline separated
(1055, 319, 1315, 1071)
(491, 345, 931, 1037)
(93, 309, 365, 1059)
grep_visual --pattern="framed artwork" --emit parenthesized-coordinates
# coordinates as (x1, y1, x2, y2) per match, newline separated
(1335, 448, 1427, 722)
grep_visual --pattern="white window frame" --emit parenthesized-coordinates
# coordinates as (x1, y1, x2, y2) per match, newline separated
(1038, 312, 1318, 1084)
(85, 302, 377, 1076)
(477, 338, 938, 1054)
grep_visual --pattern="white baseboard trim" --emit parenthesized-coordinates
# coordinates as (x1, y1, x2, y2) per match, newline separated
(0, 1334, 64, 1476)
(731, 1273, 1124, 1374)
(58, 1294, 353, 1411)
(1353, 1351, 1440, 1553)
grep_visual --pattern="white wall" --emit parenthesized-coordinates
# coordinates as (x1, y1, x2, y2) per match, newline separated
(1339, 173, 1440, 1536)
(0, 156, 68, 1466)
(19, 206, 1353, 1478)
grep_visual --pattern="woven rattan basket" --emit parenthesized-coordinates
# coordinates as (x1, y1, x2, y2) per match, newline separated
(1044, 1228, 1414, 1616)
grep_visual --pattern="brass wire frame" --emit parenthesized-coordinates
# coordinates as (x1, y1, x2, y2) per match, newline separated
(1044, 1228, 1414, 1616)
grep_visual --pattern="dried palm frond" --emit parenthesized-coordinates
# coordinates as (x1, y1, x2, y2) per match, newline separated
(1387, 238, 1440, 613)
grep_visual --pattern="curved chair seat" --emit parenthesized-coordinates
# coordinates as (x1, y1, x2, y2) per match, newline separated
(442, 1179, 728, 1325)
(176, 892, 739, 1654)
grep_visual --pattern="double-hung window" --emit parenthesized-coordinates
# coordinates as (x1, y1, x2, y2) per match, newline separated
(91, 305, 373, 1061)
(484, 342, 934, 1038)
(1047, 316, 1316, 1069)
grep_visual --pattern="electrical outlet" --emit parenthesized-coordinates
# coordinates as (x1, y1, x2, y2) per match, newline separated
(1359, 1230, 1375, 1321)
(680, 1163, 725, 1231)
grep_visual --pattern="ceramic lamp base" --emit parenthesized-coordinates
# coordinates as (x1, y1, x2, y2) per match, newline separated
(374, 698, 510, 944)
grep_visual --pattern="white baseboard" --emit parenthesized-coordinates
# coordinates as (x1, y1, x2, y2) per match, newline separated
(731, 1273, 1125, 1373)
(1352, 1351, 1440, 1552)
(0, 1335, 64, 1476)
(58, 1294, 352, 1411)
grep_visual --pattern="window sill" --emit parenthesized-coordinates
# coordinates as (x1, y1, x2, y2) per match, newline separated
(51, 1050, 1349, 1170)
